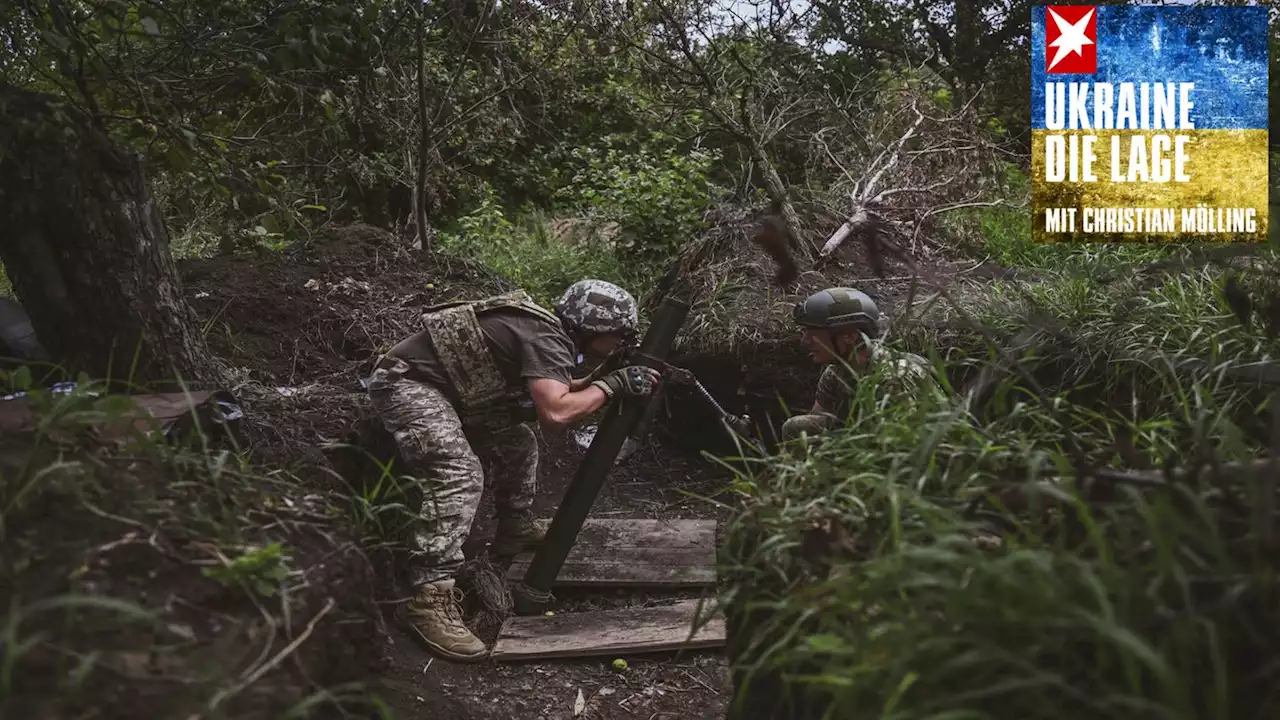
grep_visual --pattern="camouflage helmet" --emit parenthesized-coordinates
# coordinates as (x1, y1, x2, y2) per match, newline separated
(555, 279, 639, 335)
(793, 287, 882, 336)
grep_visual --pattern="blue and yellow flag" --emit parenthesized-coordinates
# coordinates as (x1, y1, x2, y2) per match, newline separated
(1031, 4, 1269, 243)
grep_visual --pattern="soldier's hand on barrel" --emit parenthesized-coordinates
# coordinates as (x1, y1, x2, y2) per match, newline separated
(592, 365, 661, 399)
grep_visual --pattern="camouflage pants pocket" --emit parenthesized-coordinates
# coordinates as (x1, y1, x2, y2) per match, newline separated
(369, 358, 484, 587)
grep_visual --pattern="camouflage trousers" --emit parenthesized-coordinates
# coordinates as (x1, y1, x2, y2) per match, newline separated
(368, 357, 537, 587)
(780, 412, 842, 443)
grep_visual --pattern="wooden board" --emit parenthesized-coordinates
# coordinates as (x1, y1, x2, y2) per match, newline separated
(0, 388, 240, 440)
(491, 599, 725, 661)
(505, 519, 716, 588)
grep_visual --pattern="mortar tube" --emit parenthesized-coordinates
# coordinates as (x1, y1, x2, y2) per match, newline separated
(511, 296, 691, 615)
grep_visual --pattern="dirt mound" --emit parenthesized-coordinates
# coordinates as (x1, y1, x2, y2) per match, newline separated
(0, 398, 383, 720)
(180, 224, 514, 386)
(650, 203, 975, 451)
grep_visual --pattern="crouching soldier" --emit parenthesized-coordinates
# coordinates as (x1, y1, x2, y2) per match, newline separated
(781, 287, 929, 443)
(369, 279, 660, 661)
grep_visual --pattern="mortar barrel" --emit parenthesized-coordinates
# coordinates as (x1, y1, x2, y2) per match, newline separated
(514, 296, 691, 609)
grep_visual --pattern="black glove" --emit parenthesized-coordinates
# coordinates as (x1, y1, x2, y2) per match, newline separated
(592, 365, 660, 399)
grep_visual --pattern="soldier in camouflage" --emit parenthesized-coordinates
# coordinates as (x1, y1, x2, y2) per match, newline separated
(368, 279, 659, 661)
(781, 287, 930, 443)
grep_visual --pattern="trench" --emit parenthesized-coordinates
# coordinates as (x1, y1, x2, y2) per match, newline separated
(326, 341, 821, 719)
(658, 342, 821, 455)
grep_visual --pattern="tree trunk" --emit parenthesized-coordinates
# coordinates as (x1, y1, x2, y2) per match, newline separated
(414, 0, 433, 253)
(0, 82, 220, 389)
(751, 141, 806, 256)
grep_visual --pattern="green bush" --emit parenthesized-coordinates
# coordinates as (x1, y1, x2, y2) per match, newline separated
(552, 133, 725, 259)
(437, 185, 658, 306)
(724, 356, 1273, 719)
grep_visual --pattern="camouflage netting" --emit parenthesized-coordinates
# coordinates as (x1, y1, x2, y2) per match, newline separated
(645, 201, 977, 452)
(652, 204, 909, 355)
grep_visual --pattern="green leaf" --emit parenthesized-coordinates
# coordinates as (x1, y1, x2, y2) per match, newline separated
(165, 146, 190, 171)
(43, 31, 71, 52)
(10, 366, 32, 392)
(97, 394, 138, 418)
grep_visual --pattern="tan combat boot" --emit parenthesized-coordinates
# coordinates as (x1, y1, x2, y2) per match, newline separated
(491, 515, 548, 556)
(405, 579, 487, 661)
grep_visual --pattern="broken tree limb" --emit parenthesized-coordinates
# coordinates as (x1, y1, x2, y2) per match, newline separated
(819, 100, 928, 259)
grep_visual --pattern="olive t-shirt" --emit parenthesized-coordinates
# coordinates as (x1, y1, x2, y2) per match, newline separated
(386, 307, 577, 403)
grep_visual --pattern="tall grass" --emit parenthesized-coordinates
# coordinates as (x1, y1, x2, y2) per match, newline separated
(722, 243, 1280, 720)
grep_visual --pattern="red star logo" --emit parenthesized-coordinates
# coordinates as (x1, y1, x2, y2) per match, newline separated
(1045, 5, 1098, 74)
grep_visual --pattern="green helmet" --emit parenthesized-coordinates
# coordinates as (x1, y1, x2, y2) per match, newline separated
(793, 287, 882, 336)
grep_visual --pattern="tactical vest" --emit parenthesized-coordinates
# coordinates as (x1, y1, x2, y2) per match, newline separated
(420, 290, 565, 414)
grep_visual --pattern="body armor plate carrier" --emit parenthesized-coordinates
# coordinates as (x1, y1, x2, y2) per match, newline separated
(420, 290, 564, 416)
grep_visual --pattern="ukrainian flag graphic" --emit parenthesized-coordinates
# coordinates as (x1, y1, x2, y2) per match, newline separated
(1031, 5, 1269, 243)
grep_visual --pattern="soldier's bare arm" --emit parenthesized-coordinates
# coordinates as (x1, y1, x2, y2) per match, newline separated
(528, 377, 610, 432)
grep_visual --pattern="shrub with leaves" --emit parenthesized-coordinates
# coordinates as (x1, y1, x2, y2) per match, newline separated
(436, 184, 658, 306)
(554, 134, 725, 259)
(203, 543, 292, 598)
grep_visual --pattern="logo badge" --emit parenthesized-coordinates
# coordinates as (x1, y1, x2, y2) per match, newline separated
(1045, 5, 1097, 74)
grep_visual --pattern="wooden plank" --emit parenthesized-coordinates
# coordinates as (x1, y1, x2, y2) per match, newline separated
(548, 518, 715, 549)
(0, 390, 220, 436)
(507, 556, 715, 587)
(491, 599, 725, 661)
(505, 519, 717, 588)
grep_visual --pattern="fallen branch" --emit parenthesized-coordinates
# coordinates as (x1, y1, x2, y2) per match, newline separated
(818, 99, 927, 258)
(911, 198, 1005, 251)
(204, 597, 337, 714)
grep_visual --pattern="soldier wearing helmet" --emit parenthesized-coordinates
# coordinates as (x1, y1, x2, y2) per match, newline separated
(367, 280, 659, 662)
(781, 287, 928, 442)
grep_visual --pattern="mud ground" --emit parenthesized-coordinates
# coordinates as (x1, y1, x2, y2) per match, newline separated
(376, 430, 734, 720)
